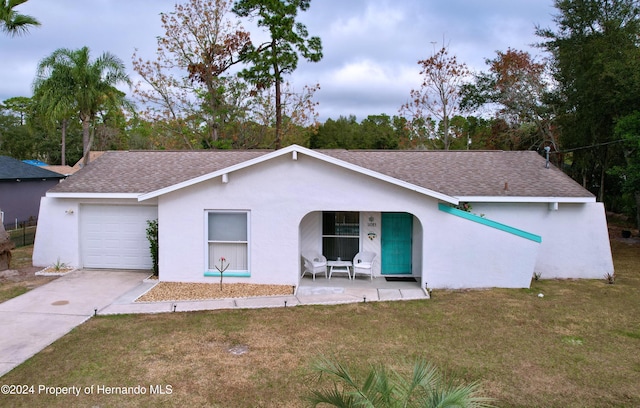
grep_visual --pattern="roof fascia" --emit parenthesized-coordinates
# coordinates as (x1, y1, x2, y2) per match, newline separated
(138, 145, 459, 204)
(47, 192, 142, 199)
(455, 196, 596, 203)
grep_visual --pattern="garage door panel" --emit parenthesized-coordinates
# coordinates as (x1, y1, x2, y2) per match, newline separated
(80, 205, 158, 269)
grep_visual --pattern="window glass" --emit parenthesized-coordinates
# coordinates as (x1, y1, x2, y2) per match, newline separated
(322, 212, 359, 261)
(207, 212, 248, 272)
(208, 212, 247, 241)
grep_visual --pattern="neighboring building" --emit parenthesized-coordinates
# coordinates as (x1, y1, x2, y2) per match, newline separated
(0, 156, 65, 226)
(33, 145, 613, 289)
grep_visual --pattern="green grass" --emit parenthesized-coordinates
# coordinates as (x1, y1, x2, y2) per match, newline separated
(6, 245, 33, 270)
(0, 239, 639, 407)
(0, 246, 56, 302)
(0, 285, 28, 303)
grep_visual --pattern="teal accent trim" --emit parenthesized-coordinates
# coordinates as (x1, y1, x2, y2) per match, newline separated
(204, 271, 251, 278)
(438, 203, 542, 243)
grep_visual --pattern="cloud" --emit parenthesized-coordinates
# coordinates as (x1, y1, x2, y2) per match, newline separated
(305, 59, 420, 120)
(0, 0, 556, 122)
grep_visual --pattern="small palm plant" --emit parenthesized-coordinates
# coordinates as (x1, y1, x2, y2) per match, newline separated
(306, 357, 494, 408)
(51, 257, 68, 272)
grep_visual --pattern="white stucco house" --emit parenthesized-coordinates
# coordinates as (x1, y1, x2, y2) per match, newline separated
(33, 144, 613, 289)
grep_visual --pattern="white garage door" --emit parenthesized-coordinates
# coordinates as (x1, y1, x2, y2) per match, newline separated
(80, 205, 158, 269)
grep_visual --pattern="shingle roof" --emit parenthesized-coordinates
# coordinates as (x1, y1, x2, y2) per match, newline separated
(320, 150, 592, 198)
(0, 156, 66, 181)
(50, 150, 270, 194)
(48, 148, 593, 199)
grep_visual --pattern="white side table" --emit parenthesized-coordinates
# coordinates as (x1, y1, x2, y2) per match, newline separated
(327, 260, 353, 279)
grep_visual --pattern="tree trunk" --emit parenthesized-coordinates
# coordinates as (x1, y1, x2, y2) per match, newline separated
(61, 119, 67, 166)
(635, 192, 640, 232)
(206, 81, 219, 147)
(442, 97, 449, 150)
(81, 116, 91, 167)
(273, 40, 282, 150)
(598, 147, 609, 203)
(275, 77, 282, 150)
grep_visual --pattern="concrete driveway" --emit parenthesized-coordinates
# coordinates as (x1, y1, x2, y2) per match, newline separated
(0, 269, 149, 377)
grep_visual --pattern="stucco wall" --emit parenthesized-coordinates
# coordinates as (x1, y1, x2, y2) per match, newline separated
(33, 197, 156, 268)
(360, 212, 382, 276)
(471, 202, 613, 279)
(156, 153, 441, 285)
(33, 150, 613, 289)
(423, 208, 540, 289)
(33, 197, 81, 267)
(154, 153, 553, 288)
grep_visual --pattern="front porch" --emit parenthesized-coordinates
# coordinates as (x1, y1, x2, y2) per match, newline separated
(296, 274, 429, 303)
(299, 211, 424, 281)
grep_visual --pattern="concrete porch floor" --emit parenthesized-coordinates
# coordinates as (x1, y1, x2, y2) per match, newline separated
(296, 275, 428, 303)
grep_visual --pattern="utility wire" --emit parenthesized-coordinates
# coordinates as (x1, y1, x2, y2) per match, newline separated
(551, 138, 627, 154)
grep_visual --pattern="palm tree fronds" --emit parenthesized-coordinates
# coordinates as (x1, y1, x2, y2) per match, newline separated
(306, 357, 494, 408)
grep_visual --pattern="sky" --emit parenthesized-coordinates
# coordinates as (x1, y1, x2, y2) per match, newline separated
(0, 0, 557, 122)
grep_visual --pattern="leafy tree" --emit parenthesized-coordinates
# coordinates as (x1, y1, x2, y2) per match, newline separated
(34, 46, 131, 165)
(537, 0, 640, 201)
(313, 114, 409, 149)
(611, 111, 640, 229)
(312, 115, 359, 148)
(133, 0, 250, 148)
(92, 104, 132, 151)
(462, 49, 558, 155)
(401, 43, 470, 150)
(0, 96, 82, 163)
(240, 81, 320, 147)
(32, 66, 77, 165)
(1, 96, 31, 125)
(306, 357, 494, 408)
(0, 97, 33, 159)
(0, 0, 40, 36)
(359, 114, 400, 149)
(233, 0, 323, 149)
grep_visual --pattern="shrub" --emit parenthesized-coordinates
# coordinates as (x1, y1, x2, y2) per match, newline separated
(146, 219, 159, 276)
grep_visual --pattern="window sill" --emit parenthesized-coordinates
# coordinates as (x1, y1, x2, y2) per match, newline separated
(204, 271, 251, 278)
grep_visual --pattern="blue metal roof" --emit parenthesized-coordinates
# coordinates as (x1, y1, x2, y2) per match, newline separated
(0, 156, 65, 180)
(22, 159, 48, 167)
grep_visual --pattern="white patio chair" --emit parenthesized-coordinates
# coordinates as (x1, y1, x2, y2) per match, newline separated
(301, 252, 327, 281)
(352, 251, 376, 280)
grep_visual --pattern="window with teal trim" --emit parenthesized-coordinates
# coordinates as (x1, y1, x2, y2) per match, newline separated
(207, 211, 249, 274)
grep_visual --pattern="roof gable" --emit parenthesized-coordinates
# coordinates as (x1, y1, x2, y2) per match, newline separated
(0, 156, 66, 181)
(136, 145, 457, 203)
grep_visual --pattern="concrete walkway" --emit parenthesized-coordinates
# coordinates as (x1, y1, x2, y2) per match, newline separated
(0, 269, 149, 377)
(0, 270, 428, 377)
(101, 277, 429, 315)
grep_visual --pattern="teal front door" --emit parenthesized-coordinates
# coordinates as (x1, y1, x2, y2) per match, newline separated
(381, 212, 413, 275)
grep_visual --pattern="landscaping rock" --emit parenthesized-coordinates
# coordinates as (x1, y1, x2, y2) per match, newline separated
(136, 282, 294, 302)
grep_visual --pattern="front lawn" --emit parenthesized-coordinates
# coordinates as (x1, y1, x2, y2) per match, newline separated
(0, 246, 56, 303)
(0, 238, 638, 407)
